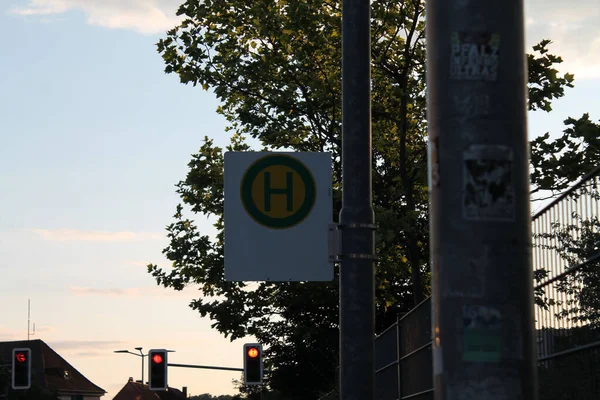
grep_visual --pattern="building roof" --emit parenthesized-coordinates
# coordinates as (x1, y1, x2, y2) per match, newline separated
(112, 380, 187, 400)
(0, 339, 106, 396)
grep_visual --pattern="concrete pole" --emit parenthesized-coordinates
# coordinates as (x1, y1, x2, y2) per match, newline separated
(426, 0, 538, 399)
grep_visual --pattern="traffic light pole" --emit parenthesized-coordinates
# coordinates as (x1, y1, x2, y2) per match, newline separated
(114, 348, 161, 385)
(139, 351, 146, 386)
(168, 363, 243, 372)
(426, 1, 537, 399)
(339, 1, 375, 400)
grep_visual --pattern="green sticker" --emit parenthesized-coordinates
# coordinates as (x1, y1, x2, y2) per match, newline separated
(463, 328, 502, 362)
(462, 305, 502, 363)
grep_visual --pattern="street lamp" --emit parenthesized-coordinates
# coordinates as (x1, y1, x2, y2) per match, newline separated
(113, 348, 175, 385)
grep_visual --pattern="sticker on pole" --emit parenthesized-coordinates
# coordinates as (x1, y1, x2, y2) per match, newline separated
(462, 305, 502, 363)
(450, 32, 500, 81)
(241, 154, 316, 229)
(463, 144, 514, 221)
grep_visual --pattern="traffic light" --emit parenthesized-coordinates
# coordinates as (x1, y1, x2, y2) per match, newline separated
(148, 349, 167, 390)
(12, 348, 31, 390)
(243, 343, 263, 385)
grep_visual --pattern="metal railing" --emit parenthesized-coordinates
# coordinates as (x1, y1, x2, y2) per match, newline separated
(375, 322, 400, 400)
(321, 165, 600, 400)
(533, 165, 600, 342)
(532, 165, 600, 399)
(371, 165, 600, 400)
(374, 297, 433, 400)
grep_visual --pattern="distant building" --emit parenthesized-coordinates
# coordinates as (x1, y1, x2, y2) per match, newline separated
(112, 379, 187, 400)
(0, 339, 106, 400)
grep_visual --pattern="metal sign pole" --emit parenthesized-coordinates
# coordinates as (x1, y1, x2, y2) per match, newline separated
(340, 0, 375, 400)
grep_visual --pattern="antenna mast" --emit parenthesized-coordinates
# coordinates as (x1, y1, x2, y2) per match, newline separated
(27, 299, 36, 341)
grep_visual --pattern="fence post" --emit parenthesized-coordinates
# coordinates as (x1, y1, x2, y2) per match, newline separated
(396, 320, 402, 400)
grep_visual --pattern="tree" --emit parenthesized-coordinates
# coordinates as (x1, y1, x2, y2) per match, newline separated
(530, 113, 600, 200)
(149, 1, 576, 398)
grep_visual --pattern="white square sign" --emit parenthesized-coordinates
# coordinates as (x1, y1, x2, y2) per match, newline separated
(224, 151, 333, 281)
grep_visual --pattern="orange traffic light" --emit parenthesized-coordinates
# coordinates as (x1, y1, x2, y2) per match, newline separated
(243, 343, 263, 385)
(247, 347, 259, 358)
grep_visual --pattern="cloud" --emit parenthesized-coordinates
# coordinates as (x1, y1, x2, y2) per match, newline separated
(70, 286, 142, 296)
(9, 1, 596, 79)
(0, 329, 29, 341)
(526, 0, 600, 79)
(9, 0, 183, 34)
(9, 0, 69, 15)
(30, 229, 163, 242)
(0, 326, 59, 341)
(126, 260, 151, 268)
(47, 340, 129, 357)
(70, 285, 198, 297)
(32, 325, 59, 334)
(9, 1, 598, 77)
(48, 339, 126, 350)
(74, 351, 113, 357)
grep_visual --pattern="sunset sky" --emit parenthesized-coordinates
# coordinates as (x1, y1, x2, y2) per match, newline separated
(1, 0, 598, 398)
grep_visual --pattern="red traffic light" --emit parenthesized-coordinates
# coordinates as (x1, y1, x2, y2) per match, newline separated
(12, 348, 32, 390)
(148, 349, 168, 391)
(15, 352, 27, 363)
(247, 347, 259, 358)
(152, 354, 163, 364)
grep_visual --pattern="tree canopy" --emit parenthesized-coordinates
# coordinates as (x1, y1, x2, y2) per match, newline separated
(530, 112, 600, 199)
(148, 1, 591, 398)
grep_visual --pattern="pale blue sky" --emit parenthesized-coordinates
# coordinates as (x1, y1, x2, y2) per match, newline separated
(0, 0, 598, 399)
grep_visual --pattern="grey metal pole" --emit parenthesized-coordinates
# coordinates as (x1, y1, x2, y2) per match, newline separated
(141, 354, 145, 385)
(340, 1, 375, 400)
(167, 363, 243, 372)
(426, 1, 537, 399)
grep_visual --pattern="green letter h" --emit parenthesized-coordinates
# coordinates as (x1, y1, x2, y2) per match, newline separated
(263, 172, 293, 212)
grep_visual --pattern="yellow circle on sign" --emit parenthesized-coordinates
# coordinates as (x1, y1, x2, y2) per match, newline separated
(250, 165, 307, 219)
(241, 155, 317, 229)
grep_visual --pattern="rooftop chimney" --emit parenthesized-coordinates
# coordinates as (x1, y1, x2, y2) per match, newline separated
(183, 387, 188, 398)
